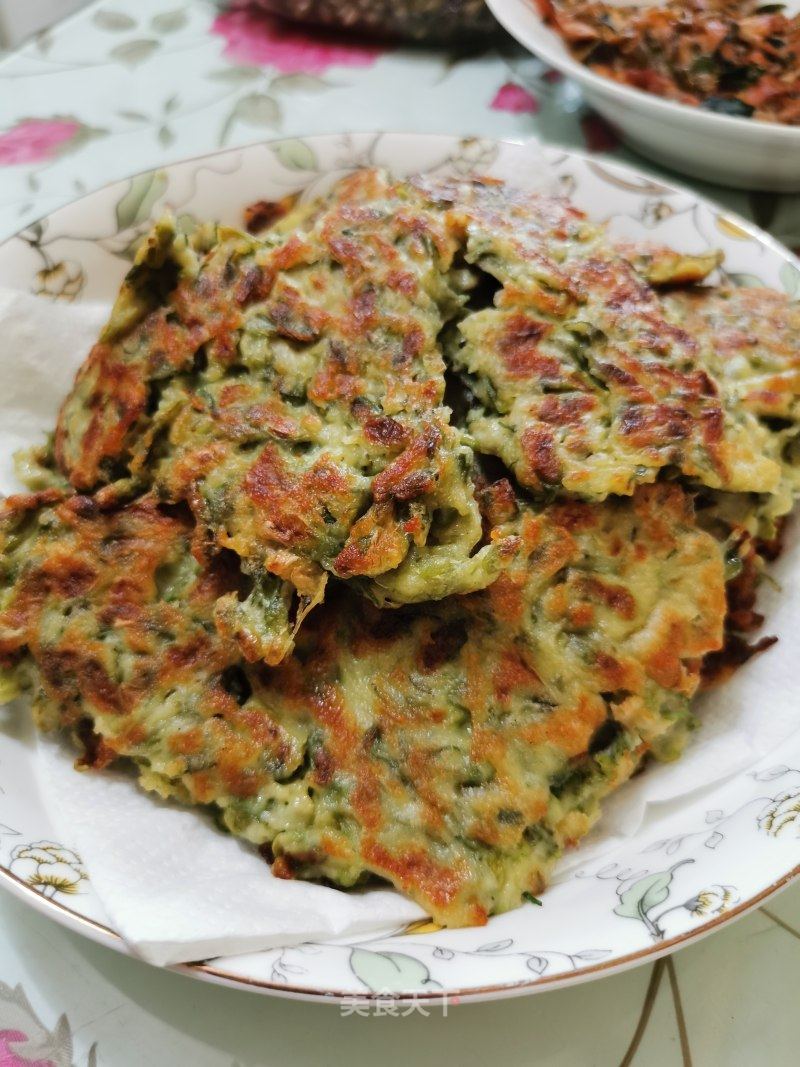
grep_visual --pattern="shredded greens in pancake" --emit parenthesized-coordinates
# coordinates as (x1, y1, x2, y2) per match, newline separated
(1, 168, 798, 928)
(429, 174, 782, 502)
(0, 483, 723, 925)
(54, 173, 510, 661)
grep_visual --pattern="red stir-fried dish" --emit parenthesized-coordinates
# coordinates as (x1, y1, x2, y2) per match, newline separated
(537, 0, 800, 125)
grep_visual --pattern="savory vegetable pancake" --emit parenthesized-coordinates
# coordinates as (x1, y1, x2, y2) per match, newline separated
(662, 285, 800, 680)
(1, 167, 796, 929)
(663, 287, 800, 424)
(429, 174, 783, 502)
(0, 482, 724, 925)
(54, 172, 507, 662)
(48, 170, 732, 663)
(664, 286, 800, 539)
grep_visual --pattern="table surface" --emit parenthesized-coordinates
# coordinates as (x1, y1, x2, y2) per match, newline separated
(1, 2, 800, 1063)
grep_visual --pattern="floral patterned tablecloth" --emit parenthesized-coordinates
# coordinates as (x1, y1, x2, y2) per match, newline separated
(1, 2, 800, 1063)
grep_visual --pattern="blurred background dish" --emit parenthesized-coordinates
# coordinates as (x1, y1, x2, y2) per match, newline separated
(487, 0, 800, 191)
(536, 0, 800, 127)
(251, 0, 502, 43)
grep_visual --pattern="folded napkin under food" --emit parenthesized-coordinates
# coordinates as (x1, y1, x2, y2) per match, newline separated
(2, 285, 800, 965)
(35, 739, 425, 964)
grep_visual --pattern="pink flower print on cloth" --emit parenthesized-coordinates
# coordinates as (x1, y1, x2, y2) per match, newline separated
(491, 82, 539, 114)
(0, 119, 82, 166)
(212, 3, 387, 75)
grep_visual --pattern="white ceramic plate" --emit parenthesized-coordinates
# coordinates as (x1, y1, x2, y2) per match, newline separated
(1, 133, 800, 1004)
(487, 0, 800, 192)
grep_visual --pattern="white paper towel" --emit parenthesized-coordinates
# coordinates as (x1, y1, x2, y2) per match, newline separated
(35, 739, 424, 965)
(2, 287, 799, 965)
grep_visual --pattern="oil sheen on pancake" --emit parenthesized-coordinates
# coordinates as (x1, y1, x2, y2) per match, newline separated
(54, 173, 511, 662)
(1, 167, 797, 928)
(434, 174, 783, 501)
(0, 482, 724, 926)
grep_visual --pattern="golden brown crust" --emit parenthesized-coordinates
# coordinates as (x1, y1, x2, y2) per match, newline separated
(4, 168, 794, 928)
(0, 481, 725, 925)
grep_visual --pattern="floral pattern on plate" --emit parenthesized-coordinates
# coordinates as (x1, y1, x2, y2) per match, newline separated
(2, 0, 800, 250)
